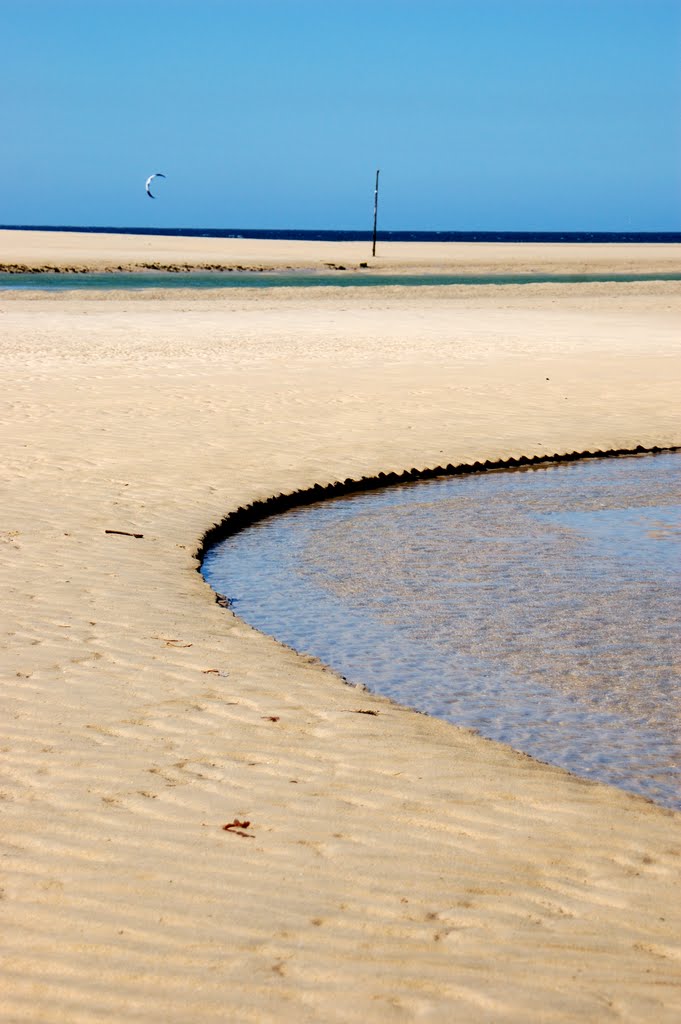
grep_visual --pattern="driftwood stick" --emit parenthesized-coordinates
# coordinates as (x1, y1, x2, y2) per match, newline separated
(105, 529, 144, 538)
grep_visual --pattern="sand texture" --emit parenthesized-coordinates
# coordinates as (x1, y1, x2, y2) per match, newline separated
(1, 231, 681, 1022)
(1, 227, 681, 274)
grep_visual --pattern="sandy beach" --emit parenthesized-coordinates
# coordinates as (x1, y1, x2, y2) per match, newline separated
(2, 227, 681, 275)
(1, 230, 680, 1022)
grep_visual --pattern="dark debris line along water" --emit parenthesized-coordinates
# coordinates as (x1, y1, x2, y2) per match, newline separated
(202, 454, 681, 810)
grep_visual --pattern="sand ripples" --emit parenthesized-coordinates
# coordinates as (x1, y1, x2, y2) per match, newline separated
(2, 282, 680, 1020)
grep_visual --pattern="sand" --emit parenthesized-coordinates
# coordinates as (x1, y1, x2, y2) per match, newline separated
(2, 226, 681, 275)
(1, 229, 680, 1023)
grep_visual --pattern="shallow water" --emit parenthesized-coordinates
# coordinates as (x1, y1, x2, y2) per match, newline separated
(2, 270, 681, 290)
(202, 454, 681, 809)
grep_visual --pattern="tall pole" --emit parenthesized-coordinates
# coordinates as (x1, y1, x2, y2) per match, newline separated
(372, 169, 380, 257)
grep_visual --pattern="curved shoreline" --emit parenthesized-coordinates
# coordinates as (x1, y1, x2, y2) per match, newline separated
(199, 448, 681, 811)
(196, 443, 680, 565)
(2, 236, 681, 1022)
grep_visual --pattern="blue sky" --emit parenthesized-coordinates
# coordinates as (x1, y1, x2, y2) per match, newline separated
(2, 0, 680, 231)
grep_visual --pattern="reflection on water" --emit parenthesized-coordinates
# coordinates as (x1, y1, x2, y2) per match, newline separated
(202, 455, 681, 809)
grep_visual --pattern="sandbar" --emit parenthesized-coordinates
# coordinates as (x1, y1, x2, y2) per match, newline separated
(1, 230, 680, 1022)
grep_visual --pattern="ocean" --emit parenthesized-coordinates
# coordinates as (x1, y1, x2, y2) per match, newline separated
(2, 224, 681, 243)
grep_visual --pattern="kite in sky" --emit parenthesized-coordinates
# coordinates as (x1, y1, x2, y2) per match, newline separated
(145, 173, 166, 198)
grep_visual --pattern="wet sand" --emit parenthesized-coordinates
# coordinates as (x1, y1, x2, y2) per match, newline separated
(1, 229, 681, 1022)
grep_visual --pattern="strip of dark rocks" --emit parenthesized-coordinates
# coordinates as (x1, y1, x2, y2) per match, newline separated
(195, 445, 680, 576)
(0, 263, 280, 274)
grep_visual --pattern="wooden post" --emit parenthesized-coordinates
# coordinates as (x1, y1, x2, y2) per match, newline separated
(372, 169, 380, 257)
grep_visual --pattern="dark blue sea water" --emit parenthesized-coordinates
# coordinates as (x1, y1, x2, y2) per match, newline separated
(2, 224, 681, 243)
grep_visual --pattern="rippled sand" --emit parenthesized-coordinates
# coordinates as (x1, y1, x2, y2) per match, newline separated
(1, 230, 681, 1022)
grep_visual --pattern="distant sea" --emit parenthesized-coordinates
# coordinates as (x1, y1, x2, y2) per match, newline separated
(2, 224, 681, 243)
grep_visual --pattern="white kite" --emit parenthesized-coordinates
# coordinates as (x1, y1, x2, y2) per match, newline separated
(145, 173, 166, 198)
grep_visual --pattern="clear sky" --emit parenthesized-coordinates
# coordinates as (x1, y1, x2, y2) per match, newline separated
(3, 0, 680, 231)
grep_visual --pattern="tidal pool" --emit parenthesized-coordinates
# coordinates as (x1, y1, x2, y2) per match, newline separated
(202, 454, 681, 809)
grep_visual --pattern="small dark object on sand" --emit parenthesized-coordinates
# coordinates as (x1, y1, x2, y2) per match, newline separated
(222, 819, 253, 837)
